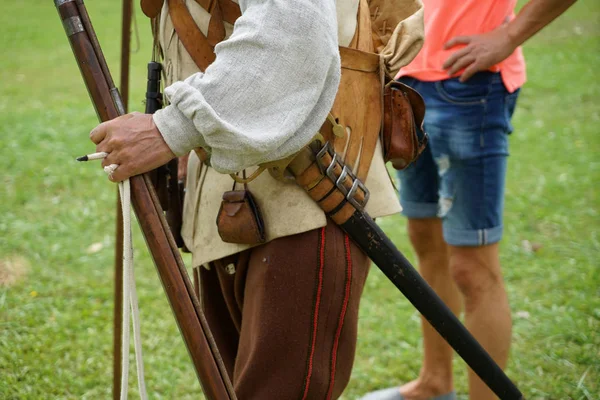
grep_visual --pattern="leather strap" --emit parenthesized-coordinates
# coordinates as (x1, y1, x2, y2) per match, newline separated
(168, 0, 216, 70)
(209, 0, 241, 25)
(206, 0, 226, 46)
(166, 0, 242, 71)
(339, 47, 380, 72)
(348, 0, 374, 52)
(143, 0, 240, 25)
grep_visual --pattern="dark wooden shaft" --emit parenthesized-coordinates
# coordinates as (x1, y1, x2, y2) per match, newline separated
(114, 1, 132, 396)
(119, 0, 132, 111)
(113, 194, 124, 400)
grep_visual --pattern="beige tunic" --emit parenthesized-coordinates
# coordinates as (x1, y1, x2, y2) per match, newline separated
(156, 0, 423, 268)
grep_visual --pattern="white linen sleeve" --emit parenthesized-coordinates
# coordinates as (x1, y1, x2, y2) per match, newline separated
(153, 0, 340, 174)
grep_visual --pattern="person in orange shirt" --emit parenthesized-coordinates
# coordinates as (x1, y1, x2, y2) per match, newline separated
(362, 0, 577, 399)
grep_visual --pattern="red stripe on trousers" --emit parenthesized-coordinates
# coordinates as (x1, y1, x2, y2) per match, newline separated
(326, 234, 353, 400)
(301, 226, 327, 400)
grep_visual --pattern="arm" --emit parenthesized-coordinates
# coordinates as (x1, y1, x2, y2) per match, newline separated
(442, 0, 578, 82)
(91, 0, 340, 181)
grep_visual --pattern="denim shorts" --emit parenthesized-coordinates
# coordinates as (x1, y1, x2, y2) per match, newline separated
(397, 72, 520, 246)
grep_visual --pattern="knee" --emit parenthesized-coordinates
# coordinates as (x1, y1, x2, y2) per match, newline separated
(449, 252, 501, 306)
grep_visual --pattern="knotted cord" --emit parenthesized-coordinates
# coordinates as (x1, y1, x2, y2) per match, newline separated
(82, 153, 148, 400)
(115, 176, 148, 400)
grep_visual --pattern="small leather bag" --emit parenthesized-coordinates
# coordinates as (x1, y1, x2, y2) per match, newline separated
(382, 80, 428, 170)
(216, 172, 266, 245)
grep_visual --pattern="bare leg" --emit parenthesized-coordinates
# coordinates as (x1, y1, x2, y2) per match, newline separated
(448, 243, 511, 400)
(399, 218, 462, 399)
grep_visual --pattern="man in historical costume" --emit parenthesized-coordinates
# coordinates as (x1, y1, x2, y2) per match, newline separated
(89, 0, 424, 398)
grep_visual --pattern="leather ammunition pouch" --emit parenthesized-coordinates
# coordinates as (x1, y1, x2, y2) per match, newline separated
(217, 187, 266, 245)
(382, 80, 427, 170)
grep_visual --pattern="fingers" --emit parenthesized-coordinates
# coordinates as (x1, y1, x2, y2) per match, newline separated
(442, 45, 471, 70)
(444, 35, 471, 50)
(446, 54, 476, 76)
(86, 112, 174, 183)
(89, 113, 136, 145)
(101, 151, 121, 169)
(101, 159, 131, 183)
(102, 164, 128, 183)
(459, 63, 481, 82)
(107, 165, 129, 183)
(95, 131, 119, 154)
(90, 121, 109, 145)
(101, 147, 131, 182)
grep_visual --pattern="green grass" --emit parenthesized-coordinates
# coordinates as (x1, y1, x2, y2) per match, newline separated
(1, 1, 598, 399)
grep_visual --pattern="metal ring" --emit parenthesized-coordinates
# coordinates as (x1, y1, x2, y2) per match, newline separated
(63, 16, 85, 37)
(55, 0, 76, 6)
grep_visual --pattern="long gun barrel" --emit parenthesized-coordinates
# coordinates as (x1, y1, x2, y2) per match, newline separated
(54, 1, 235, 399)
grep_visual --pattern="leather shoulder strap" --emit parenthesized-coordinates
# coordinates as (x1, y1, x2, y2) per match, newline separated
(218, 0, 242, 25)
(192, 0, 241, 24)
(143, 0, 241, 71)
(168, 0, 217, 71)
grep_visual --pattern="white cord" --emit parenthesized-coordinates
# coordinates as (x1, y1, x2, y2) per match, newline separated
(97, 162, 147, 400)
(76, 156, 147, 399)
(119, 179, 132, 400)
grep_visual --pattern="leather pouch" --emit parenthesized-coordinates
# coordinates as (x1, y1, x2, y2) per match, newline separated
(216, 176, 266, 245)
(382, 80, 428, 170)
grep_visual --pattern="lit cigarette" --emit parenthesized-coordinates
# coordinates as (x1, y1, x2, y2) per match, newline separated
(76, 152, 108, 161)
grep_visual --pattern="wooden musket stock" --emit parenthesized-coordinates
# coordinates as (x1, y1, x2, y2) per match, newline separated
(54, 1, 235, 398)
(120, 0, 132, 111)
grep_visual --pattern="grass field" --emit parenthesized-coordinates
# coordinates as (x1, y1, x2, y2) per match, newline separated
(1, 1, 598, 399)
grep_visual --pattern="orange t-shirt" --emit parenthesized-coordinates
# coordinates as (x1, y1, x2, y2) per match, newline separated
(397, 0, 526, 93)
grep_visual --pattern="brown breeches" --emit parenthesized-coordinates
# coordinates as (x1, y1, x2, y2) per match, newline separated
(196, 220, 370, 400)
